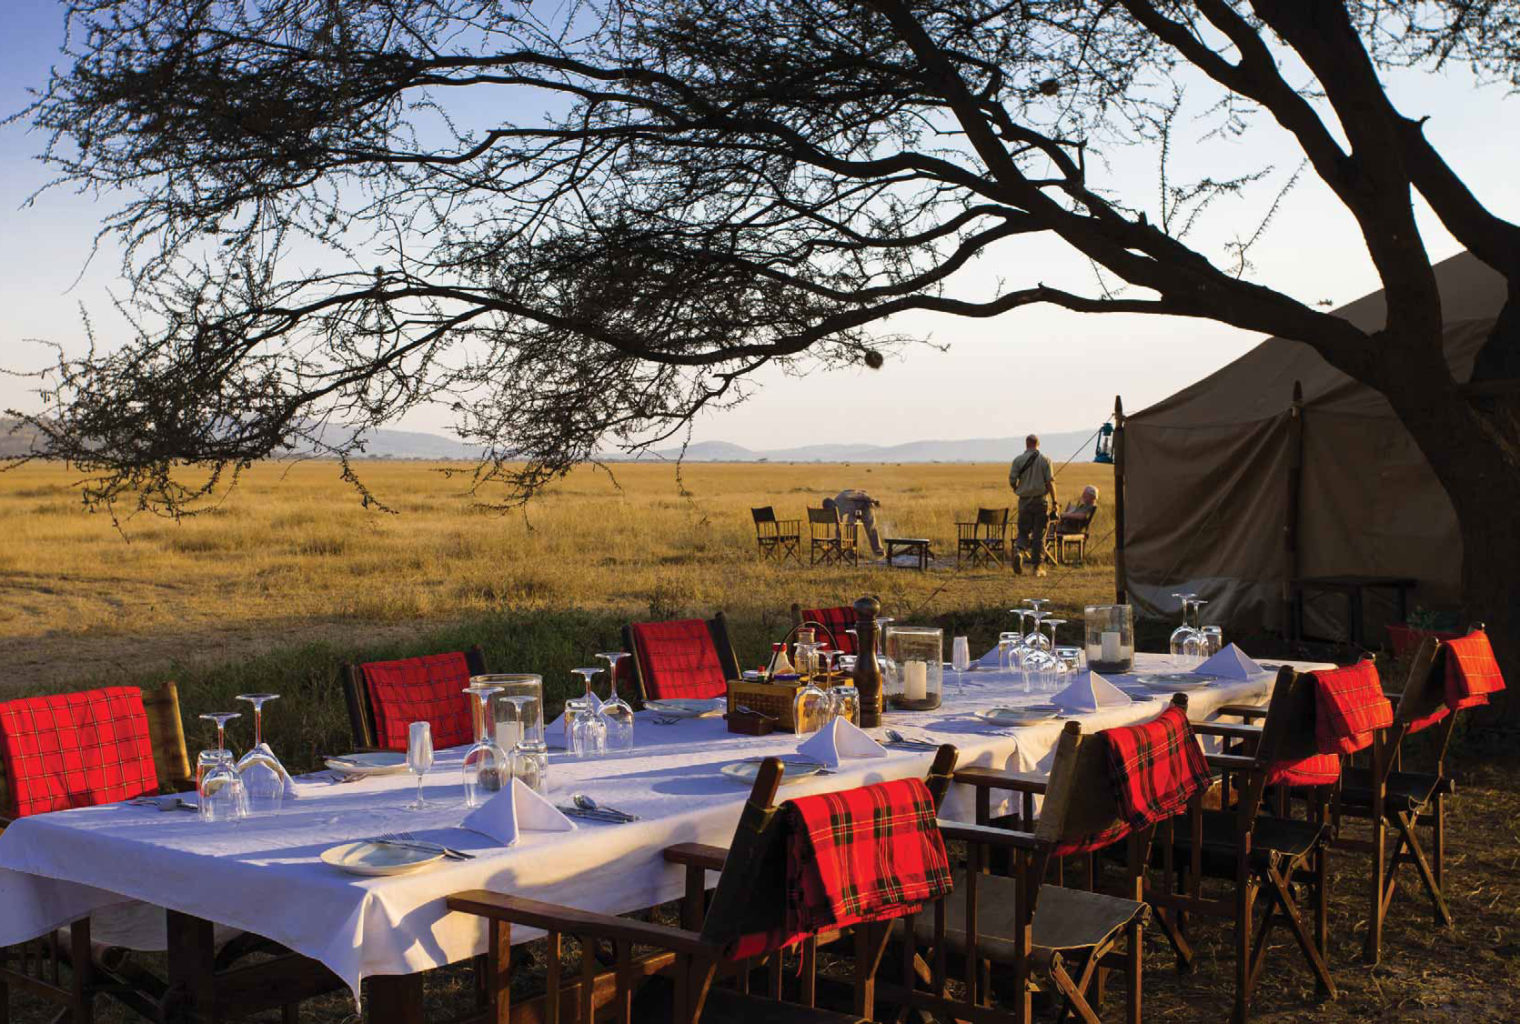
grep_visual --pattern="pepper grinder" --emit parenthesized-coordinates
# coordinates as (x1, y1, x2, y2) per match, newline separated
(851, 596, 884, 728)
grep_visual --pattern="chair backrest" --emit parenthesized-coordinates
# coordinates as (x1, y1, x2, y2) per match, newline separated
(623, 614, 741, 702)
(793, 604, 859, 655)
(975, 507, 1009, 531)
(347, 647, 486, 751)
(1248, 665, 1340, 808)
(807, 505, 839, 532)
(751, 507, 778, 536)
(0, 685, 174, 819)
(700, 746, 958, 956)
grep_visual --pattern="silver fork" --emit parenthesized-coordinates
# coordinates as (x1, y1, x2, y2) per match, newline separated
(375, 831, 473, 860)
(650, 715, 680, 726)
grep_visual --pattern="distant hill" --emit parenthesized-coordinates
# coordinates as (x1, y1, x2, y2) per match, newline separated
(646, 430, 1101, 464)
(1, 416, 1102, 464)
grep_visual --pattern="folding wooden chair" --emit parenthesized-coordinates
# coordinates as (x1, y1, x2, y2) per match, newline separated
(0, 683, 197, 1024)
(339, 645, 487, 751)
(622, 614, 742, 703)
(789, 604, 858, 655)
(1170, 667, 1340, 1023)
(806, 507, 859, 567)
(449, 748, 960, 1024)
(1055, 505, 1099, 566)
(955, 507, 1010, 569)
(750, 507, 801, 564)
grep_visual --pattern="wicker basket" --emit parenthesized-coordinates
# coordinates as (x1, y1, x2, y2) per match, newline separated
(726, 677, 841, 734)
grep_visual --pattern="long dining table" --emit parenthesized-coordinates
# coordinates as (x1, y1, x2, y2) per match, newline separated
(0, 652, 1329, 1022)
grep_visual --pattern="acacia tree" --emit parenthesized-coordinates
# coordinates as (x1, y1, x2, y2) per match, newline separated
(12, 0, 1520, 679)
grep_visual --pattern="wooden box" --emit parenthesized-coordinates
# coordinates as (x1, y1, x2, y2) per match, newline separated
(726, 676, 842, 734)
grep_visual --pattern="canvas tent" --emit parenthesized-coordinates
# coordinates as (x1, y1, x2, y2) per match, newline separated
(1120, 250, 1505, 640)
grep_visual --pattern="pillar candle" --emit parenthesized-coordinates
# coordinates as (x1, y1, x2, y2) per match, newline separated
(1101, 631, 1122, 664)
(904, 660, 929, 701)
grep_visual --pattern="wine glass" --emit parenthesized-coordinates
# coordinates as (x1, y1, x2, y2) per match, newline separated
(499, 694, 545, 792)
(951, 636, 971, 696)
(565, 667, 600, 745)
(461, 684, 508, 809)
(197, 712, 246, 823)
(1169, 593, 1199, 663)
(406, 721, 434, 811)
(234, 693, 286, 815)
(1023, 602, 1052, 652)
(1041, 618, 1067, 691)
(596, 652, 635, 752)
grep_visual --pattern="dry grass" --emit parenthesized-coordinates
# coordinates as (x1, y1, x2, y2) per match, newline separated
(1, 458, 1116, 691)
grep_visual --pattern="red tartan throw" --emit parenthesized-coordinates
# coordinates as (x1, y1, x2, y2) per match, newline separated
(801, 607, 858, 655)
(1444, 630, 1506, 712)
(1104, 705, 1212, 831)
(1312, 662, 1393, 756)
(729, 778, 952, 958)
(361, 652, 475, 751)
(0, 687, 159, 817)
(1266, 752, 1341, 788)
(629, 619, 728, 700)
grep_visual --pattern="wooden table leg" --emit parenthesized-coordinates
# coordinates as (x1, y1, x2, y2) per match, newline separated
(367, 974, 425, 1024)
(166, 911, 217, 1023)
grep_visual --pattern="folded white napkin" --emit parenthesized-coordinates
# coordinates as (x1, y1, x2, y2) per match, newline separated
(461, 778, 576, 846)
(1051, 670, 1133, 713)
(796, 717, 889, 768)
(1195, 644, 1265, 680)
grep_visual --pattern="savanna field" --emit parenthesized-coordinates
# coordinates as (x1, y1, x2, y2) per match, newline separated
(5, 459, 1519, 1024)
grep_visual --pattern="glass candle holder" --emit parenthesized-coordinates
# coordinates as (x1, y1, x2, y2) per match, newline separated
(1084, 604, 1135, 673)
(884, 626, 943, 710)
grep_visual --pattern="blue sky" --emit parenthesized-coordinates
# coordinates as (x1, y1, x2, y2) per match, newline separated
(2, 1, 1516, 450)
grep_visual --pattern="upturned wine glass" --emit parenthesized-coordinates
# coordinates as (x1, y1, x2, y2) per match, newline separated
(197, 712, 246, 823)
(566, 668, 606, 757)
(1040, 618, 1067, 691)
(596, 652, 635, 752)
(461, 684, 508, 809)
(234, 693, 286, 815)
(1169, 593, 1199, 663)
(499, 694, 545, 792)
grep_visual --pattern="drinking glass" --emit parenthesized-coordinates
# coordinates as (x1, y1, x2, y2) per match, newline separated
(234, 693, 286, 815)
(406, 721, 434, 811)
(828, 681, 860, 725)
(461, 684, 509, 809)
(596, 652, 636, 753)
(997, 632, 1018, 672)
(565, 667, 600, 746)
(1201, 625, 1224, 659)
(793, 673, 830, 737)
(500, 695, 545, 793)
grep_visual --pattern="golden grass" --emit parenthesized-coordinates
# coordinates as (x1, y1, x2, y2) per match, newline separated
(1, 458, 1116, 660)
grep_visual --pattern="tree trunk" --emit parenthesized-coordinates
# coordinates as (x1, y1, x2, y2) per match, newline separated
(1376, 320, 1520, 726)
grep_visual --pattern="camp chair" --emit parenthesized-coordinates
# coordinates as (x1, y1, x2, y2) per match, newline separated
(0, 683, 197, 1023)
(1053, 504, 1100, 566)
(935, 697, 1206, 1024)
(955, 507, 1010, 569)
(789, 604, 857, 655)
(340, 646, 487, 751)
(1332, 627, 1503, 961)
(622, 614, 742, 703)
(806, 506, 859, 567)
(1163, 666, 1339, 1023)
(449, 748, 960, 1024)
(750, 507, 801, 565)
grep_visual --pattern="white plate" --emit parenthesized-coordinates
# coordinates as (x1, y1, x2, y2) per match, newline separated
(323, 751, 408, 776)
(975, 706, 1061, 727)
(643, 698, 724, 719)
(721, 758, 825, 786)
(1136, 676, 1212, 691)
(320, 841, 443, 876)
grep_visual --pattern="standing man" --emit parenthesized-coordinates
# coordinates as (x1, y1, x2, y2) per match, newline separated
(823, 489, 886, 558)
(1009, 434, 1056, 576)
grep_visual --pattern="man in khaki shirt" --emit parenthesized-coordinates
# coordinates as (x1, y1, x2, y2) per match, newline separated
(1008, 434, 1056, 576)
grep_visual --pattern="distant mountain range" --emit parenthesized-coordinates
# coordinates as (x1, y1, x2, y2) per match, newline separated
(1, 417, 1100, 464)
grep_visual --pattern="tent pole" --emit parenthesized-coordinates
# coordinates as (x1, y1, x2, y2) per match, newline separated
(1284, 380, 1304, 639)
(1113, 395, 1127, 605)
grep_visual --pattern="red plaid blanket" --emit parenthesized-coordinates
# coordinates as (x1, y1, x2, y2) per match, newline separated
(1445, 630, 1506, 712)
(728, 778, 951, 958)
(1266, 752, 1340, 788)
(0, 687, 158, 817)
(1104, 704, 1212, 831)
(629, 619, 728, 700)
(1312, 661, 1392, 756)
(361, 652, 475, 751)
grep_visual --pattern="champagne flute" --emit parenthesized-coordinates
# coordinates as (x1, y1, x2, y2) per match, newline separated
(406, 721, 433, 811)
(951, 636, 971, 696)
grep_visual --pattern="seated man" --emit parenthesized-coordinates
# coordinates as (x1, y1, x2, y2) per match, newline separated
(1057, 485, 1099, 535)
(822, 489, 885, 558)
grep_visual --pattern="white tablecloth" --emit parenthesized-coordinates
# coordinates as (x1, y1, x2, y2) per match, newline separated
(0, 653, 1323, 1000)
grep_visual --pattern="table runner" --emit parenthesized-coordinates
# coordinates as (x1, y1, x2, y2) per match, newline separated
(0, 653, 1324, 1000)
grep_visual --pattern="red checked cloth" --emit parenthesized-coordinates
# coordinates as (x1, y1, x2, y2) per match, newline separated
(800, 607, 858, 655)
(1266, 752, 1341, 787)
(0, 687, 158, 818)
(728, 777, 952, 958)
(1104, 705, 1212, 831)
(629, 619, 728, 700)
(1444, 630, 1506, 711)
(1312, 661, 1393, 756)
(361, 652, 475, 751)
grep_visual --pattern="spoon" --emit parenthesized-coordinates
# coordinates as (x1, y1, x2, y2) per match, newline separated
(572, 793, 639, 821)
